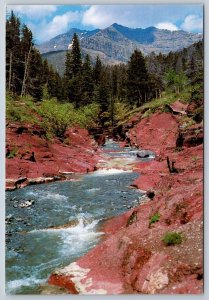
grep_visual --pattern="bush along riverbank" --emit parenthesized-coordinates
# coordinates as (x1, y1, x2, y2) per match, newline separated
(48, 105, 203, 294)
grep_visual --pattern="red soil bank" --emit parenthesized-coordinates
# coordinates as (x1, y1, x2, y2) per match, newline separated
(6, 124, 101, 190)
(48, 111, 203, 294)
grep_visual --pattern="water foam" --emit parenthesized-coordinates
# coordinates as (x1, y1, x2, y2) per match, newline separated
(87, 188, 101, 193)
(44, 192, 68, 201)
(26, 190, 68, 201)
(6, 277, 45, 294)
(29, 214, 102, 238)
(91, 168, 132, 176)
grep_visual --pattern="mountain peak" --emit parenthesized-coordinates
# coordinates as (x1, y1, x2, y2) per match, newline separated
(112, 22, 120, 27)
(37, 23, 203, 64)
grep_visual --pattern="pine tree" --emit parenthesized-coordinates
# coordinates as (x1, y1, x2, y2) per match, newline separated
(42, 59, 50, 85)
(189, 58, 203, 102)
(64, 33, 82, 106)
(47, 65, 57, 99)
(98, 68, 110, 111)
(81, 54, 94, 105)
(93, 55, 102, 85)
(92, 55, 103, 105)
(26, 48, 43, 100)
(116, 64, 128, 102)
(6, 11, 21, 93)
(64, 33, 82, 80)
(126, 50, 149, 107)
(109, 66, 118, 127)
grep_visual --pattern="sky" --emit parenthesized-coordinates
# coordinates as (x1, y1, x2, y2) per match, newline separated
(7, 4, 203, 44)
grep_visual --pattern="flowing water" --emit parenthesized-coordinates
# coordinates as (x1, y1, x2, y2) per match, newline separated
(5, 140, 154, 294)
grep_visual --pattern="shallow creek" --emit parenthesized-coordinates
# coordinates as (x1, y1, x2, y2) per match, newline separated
(5, 140, 154, 294)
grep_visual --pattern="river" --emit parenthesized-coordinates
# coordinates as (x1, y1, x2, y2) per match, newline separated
(5, 140, 154, 294)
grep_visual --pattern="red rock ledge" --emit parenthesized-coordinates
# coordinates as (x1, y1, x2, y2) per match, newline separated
(6, 124, 101, 190)
(48, 112, 203, 294)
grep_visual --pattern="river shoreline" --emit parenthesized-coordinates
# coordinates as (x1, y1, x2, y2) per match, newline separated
(5, 143, 142, 295)
(48, 111, 203, 294)
(6, 110, 203, 294)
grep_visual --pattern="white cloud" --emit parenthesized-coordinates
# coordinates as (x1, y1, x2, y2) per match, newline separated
(82, 6, 115, 28)
(82, 5, 146, 29)
(33, 11, 81, 42)
(180, 14, 203, 32)
(156, 22, 178, 31)
(7, 5, 57, 20)
(82, 5, 203, 32)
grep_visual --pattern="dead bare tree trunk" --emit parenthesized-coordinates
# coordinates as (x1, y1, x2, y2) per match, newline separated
(21, 44, 32, 97)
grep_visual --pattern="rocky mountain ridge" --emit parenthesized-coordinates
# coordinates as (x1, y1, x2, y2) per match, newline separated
(37, 23, 203, 64)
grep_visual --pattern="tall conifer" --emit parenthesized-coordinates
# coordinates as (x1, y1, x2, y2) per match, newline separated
(64, 33, 82, 106)
(6, 11, 21, 93)
(126, 50, 149, 107)
(81, 54, 94, 105)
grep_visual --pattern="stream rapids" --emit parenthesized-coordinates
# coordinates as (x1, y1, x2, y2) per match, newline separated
(5, 140, 154, 294)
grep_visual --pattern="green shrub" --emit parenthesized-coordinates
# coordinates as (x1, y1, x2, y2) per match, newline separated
(76, 103, 100, 128)
(6, 93, 101, 140)
(7, 147, 18, 159)
(6, 94, 39, 124)
(149, 212, 160, 226)
(162, 232, 183, 246)
(38, 100, 100, 139)
(38, 99, 76, 139)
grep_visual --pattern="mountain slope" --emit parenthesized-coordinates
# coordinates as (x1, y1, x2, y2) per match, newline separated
(38, 28, 99, 53)
(37, 23, 203, 68)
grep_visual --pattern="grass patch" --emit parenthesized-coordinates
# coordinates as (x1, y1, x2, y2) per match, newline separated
(117, 89, 193, 126)
(149, 212, 160, 226)
(117, 91, 182, 125)
(6, 94, 40, 125)
(7, 147, 18, 159)
(162, 232, 183, 246)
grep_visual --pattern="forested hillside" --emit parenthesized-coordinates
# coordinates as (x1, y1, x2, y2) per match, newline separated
(6, 11, 203, 137)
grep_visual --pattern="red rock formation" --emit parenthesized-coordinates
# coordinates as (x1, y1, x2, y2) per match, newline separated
(48, 111, 203, 294)
(6, 123, 101, 190)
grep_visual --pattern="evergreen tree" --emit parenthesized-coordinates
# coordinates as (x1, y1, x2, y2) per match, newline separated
(109, 66, 118, 127)
(47, 65, 57, 99)
(126, 50, 149, 107)
(26, 48, 43, 100)
(42, 59, 50, 85)
(64, 33, 82, 106)
(64, 34, 82, 80)
(6, 11, 21, 93)
(21, 24, 33, 51)
(116, 64, 128, 102)
(92, 55, 105, 106)
(189, 59, 203, 102)
(93, 55, 102, 85)
(81, 54, 94, 105)
(99, 68, 110, 112)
